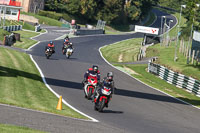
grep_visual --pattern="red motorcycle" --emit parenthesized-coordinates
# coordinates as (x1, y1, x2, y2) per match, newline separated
(94, 85, 112, 112)
(84, 73, 98, 99)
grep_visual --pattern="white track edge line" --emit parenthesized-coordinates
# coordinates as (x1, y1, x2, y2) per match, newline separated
(99, 41, 200, 111)
(30, 55, 99, 122)
(0, 103, 93, 122)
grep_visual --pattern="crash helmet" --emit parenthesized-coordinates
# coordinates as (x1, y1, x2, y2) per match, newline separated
(92, 65, 98, 72)
(107, 72, 113, 80)
(50, 41, 53, 45)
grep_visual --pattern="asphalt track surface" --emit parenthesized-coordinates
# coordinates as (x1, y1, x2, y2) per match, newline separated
(1, 9, 200, 133)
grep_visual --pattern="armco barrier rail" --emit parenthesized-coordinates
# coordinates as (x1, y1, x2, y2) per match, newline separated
(148, 61, 200, 97)
(3, 25, 22, 32)
(74, 29, 104, 35)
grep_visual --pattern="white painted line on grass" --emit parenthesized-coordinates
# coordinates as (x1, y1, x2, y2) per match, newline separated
(99, 41, 200, 111)
(30, 55, 99, 122)
(27, 29, 48, 51)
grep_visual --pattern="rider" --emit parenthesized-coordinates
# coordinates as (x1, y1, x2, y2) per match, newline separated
(64, 35, 70, 42)
(93, 72, 116, 107)
(62, 39, 73, 54)
(83, 65, 100, 84)
(46, 41, 55, 53)
(102, 72, 115, 92)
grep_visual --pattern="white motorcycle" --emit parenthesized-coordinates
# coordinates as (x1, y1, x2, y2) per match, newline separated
(66, 48, 73, 59)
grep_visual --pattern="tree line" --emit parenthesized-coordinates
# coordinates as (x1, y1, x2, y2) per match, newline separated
(44, 0, 159, 25)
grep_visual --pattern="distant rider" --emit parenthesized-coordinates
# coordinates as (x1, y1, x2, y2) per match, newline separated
(46, 41, 55, 53)
(62, 40, 73, 54)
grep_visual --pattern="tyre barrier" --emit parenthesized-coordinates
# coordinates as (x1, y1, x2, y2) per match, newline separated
(148, 61, 200, 97)
(3, 33, 16, 46)
(3, 25, 22, 32)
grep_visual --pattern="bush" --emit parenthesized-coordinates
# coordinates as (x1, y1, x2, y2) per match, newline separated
(38, 10, 62, 20)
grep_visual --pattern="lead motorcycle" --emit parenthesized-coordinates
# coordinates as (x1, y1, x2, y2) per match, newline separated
(94, 85, 112, 112)
(62, 43, 74, 59)
(83, 73, 98, 100)
(66, 47, 73, 59)
(45, 47, 53, 59)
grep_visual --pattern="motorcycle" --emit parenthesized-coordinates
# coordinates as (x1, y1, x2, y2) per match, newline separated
(94, 85, 112, 112)
(62, 43, 73, 59)
(84, 73, 98, 100)
(45, 47, 53, 59)
(66, 48, 73, 59)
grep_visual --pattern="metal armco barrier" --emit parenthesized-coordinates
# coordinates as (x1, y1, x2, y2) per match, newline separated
(148, 61, 200, 97)
(74, 29, 104, 35)
(3, 25, 22, 32)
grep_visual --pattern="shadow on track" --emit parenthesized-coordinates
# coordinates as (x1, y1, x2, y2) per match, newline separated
(115, 88, 188, 105)
(102, 110, 123, 114)
(45, 78, 83, 90)
(45, 77, 196, 106)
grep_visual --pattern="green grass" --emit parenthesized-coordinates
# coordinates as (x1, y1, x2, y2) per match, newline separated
(114, 64, 200, 107)
(21, 12, 63, 27)
(101, 38, 142, 63)
(0, 29, 10, 41)
(0, 47, 88, 120)
(146, 42, 200, 80)
(101, 41, 200, 107)
(3, 20, 35, 31)
(0, 124, 45, 133)
(100, 7, 200, 107)
(13, 30, 39, 49)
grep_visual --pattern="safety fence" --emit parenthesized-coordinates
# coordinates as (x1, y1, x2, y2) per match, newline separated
(3, 25, 22, 32)
(148, 61, 200, 97)
(74, 29, 104, 35)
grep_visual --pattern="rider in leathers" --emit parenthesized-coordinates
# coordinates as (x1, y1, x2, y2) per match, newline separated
(93, 72, 116, 107)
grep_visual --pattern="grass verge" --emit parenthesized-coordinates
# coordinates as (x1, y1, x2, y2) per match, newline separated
(0, 29, 10, 42)
(0, 47, 88, 120)
(21, 12, 63, 27)
(100, 36, 200, 107)
(0, 124, 45, 133)
(13, 30, 39, 49)
(114, 64, 200, 107)
(101, 38, 142, 63)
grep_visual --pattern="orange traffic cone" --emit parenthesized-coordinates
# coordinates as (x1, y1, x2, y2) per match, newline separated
(56, 96, 62, 110)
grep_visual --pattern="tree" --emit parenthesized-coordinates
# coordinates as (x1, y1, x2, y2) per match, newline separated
(181, 0, 200, 39)
(80, 0, 97, 21)
(96, 0, 124, 24)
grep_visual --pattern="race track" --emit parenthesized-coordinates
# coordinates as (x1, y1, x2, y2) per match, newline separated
(1, 9, 200, 133)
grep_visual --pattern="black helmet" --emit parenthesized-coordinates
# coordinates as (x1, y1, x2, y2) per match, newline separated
(92, 65, 98, 72)
(50, 41, 53, 45)
(107, 72, 113, 80)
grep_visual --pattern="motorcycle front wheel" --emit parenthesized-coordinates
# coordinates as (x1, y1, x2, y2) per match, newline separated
(98, 98, 106, 112)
